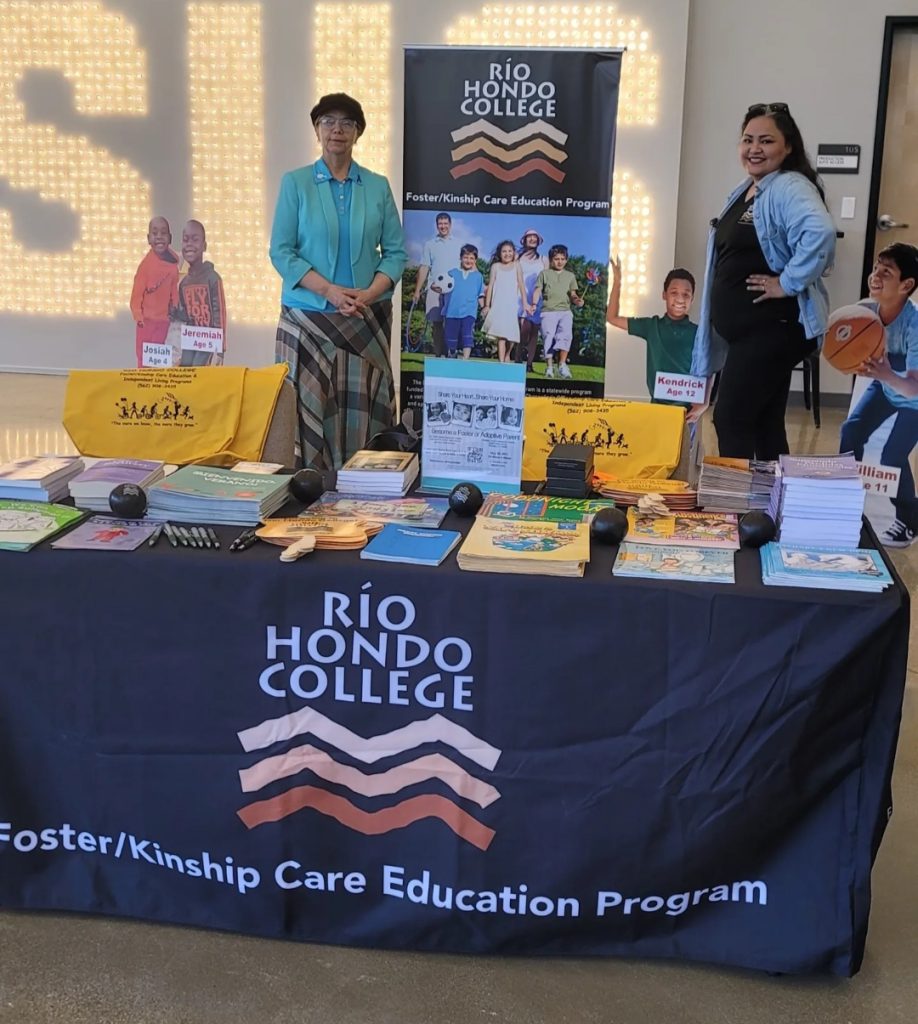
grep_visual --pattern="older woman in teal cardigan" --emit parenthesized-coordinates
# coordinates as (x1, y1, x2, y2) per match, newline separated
(270, 92, 407, 470)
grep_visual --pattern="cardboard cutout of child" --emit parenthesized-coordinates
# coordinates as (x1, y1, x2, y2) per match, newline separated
(130, 216, 180, 367)
(173, 219, 227, 366)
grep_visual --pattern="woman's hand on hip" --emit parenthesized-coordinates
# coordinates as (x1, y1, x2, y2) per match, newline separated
(746, 274, 788, 304)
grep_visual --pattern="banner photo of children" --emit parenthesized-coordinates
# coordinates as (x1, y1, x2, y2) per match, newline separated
(130, 217, 226, 369)
(402, 46, 621, 412)
(402, 210, 609, 400)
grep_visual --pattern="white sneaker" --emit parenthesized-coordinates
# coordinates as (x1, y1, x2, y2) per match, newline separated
(544, 364, 554, 377)
(880, 519, 916, 548)
(559, 363, 572, 379)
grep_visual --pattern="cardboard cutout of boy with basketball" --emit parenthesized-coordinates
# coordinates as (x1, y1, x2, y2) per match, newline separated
(832, 243, 918, 549)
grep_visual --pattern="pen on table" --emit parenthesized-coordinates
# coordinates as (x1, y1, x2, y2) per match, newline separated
(162, 523, 178, 548)
(230, 529, 257, 552)
(206, 527, 221, 549)
(176, 526, 192, 548)
(195, 527, 211, 549)
(147, 523, 164, 548)
(229, 528, 253, 551)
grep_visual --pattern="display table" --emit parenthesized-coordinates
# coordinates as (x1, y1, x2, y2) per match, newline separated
(0, 522, 909, 976)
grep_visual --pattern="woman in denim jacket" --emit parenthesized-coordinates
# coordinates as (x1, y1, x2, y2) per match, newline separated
(689, 104, 836, 460)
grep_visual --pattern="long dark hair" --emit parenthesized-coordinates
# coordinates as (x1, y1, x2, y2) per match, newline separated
(489, 240, 517, 266)
(741, 104, 825, 201)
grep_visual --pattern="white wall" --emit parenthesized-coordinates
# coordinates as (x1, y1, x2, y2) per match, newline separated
(676, 0, 918, 396)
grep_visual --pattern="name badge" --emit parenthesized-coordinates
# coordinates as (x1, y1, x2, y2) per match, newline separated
(141, 342, 174, 368)
(181, 325, 224, 353)
(858, 462, 901, 496)
(653, 372, 707, 404)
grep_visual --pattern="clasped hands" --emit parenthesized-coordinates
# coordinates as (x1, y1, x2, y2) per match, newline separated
(326, 284, 373, 316)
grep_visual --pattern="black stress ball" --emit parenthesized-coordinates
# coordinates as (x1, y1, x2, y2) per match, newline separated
(448, 482, 484, 518)
(290, 468, 325, 506)
(109, 482, 147, 518)
(590, 506, 628, 545)
(739, 510, 777, 549)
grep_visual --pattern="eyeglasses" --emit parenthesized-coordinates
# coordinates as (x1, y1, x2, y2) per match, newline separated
(746, 102, 789, 117)
(316, 116, 358, 131)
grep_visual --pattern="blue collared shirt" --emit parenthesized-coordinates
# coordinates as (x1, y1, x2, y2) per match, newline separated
(691, 170, 837, 377)
(315, 158, 356, 310)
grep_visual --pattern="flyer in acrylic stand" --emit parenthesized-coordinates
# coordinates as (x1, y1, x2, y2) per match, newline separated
(420, 359, 525, 494)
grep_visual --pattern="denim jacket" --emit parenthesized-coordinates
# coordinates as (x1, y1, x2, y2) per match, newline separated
(690, 170, 836, 377)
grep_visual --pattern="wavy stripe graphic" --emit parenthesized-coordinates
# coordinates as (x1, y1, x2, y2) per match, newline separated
(450, 136, 567, 165)
(451, 156, 566, 183)
(237, 786, 496, 850)
(239, 744, 501, 808)
(451, 118, 568, 147)
(237, 708, 501, 771)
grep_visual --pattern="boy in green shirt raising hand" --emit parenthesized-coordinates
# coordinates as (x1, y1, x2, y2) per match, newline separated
(607, 258, 697, 407)
(532, 244, 584, 378)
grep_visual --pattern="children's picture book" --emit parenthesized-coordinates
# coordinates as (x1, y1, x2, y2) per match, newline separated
(0, 500, 85, 552)
(360, 524, 462, 566)
(0, 456, 85, 502)
(339, 451, 417, 474)
(479, 493, 616, 523)
(230, 461, 285, 475)
(457, 518, 590, 577)
(316, 493, 448, 529)
(625, 509, 740, 549)
(51, 517, 160, 551)
(612, 542, 735, 583)
(759, 542, 892, 592)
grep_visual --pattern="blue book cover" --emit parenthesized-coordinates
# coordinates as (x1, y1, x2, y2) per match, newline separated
(360, 524, 462, 566)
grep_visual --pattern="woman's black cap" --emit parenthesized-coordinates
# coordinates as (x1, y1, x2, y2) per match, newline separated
(310, 92, 366, 132)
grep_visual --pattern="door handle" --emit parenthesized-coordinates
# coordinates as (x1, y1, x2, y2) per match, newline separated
(878, 214, 909, 231)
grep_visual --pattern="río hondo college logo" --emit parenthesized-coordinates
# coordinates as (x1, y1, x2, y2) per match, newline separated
(235, 588, 502, 851)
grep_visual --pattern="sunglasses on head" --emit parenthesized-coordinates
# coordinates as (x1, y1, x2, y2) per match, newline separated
(746, 102, 790, 117)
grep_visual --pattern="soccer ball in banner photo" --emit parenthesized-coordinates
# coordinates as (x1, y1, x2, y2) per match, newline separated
(432, 273, 454, 294)
(403, 48, 622, 212)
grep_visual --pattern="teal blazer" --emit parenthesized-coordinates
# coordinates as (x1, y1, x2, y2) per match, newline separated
(269, 161, 407, 311)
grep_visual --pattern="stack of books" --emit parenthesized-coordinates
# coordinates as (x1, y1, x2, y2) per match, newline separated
(361, 524, 462, 566)
(457, 518, 590, 577)
(544, 444, 593, 498)
(697, 457, 777, 513)
(479, 493, 616, 523)
(625, 509, 740, 549)
(612, 543, 735, 584)
(146, 466, 292, 525)
(69, 459, 166, 511)
(760, 542, 893, 592)
(336, 451, 419, 497)
(0, 500, 85, 551)
(769, 454, 865, 549)
(593, 473, 697, 510)
(0, 456, 84, 502)
(315, 493, 449, 529)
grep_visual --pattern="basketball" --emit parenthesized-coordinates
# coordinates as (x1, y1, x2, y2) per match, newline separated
(822, 305, 886, 374)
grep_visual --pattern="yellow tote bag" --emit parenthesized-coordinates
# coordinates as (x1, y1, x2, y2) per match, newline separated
(63, 365, 287, 465)
(522, 397, 685, 481)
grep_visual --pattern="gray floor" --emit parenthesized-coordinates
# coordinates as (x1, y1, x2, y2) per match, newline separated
(0, 376, 916, 1024)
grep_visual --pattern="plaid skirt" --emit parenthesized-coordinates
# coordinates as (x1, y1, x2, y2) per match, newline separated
(275, 302, 396, 471)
